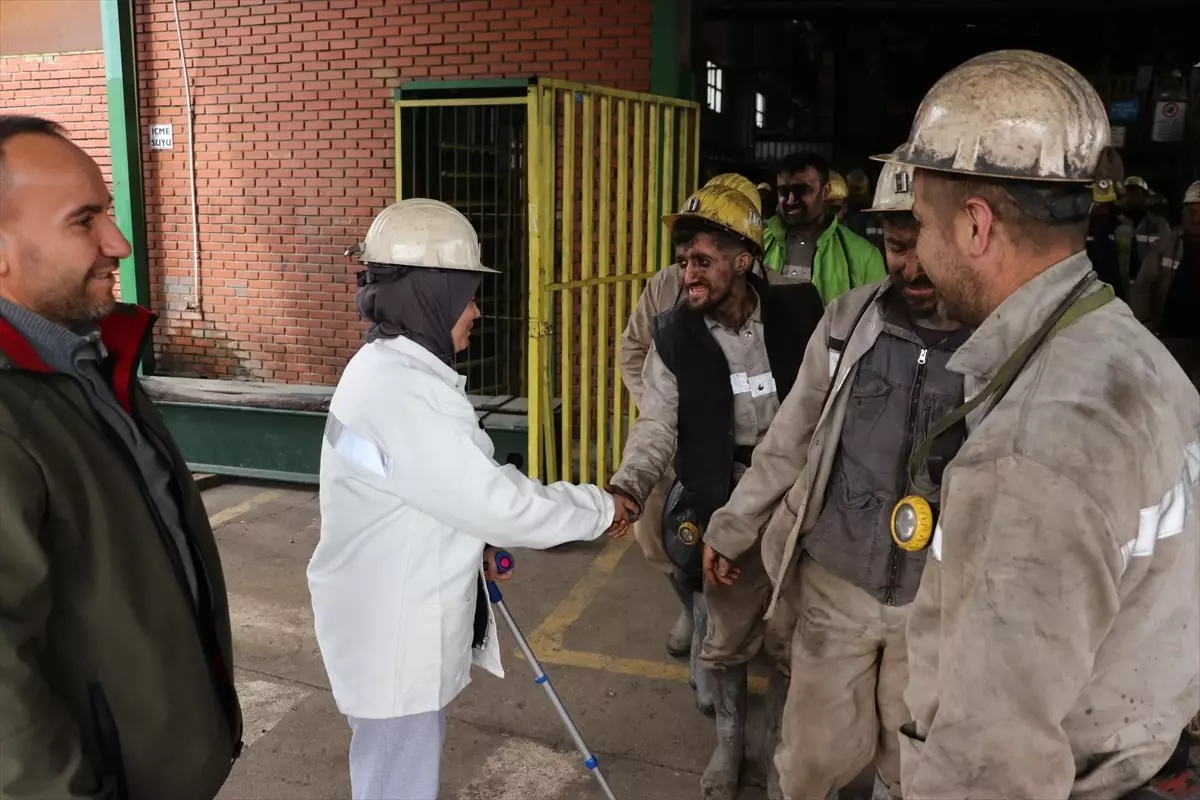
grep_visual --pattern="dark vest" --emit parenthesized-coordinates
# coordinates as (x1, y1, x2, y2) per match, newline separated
(651, 272, 824, 522)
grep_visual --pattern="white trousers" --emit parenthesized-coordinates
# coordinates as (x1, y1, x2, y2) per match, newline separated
(348, 710, 447, 800)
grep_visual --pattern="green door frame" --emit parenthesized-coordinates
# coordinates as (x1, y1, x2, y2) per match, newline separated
(101, 0, 153, 371)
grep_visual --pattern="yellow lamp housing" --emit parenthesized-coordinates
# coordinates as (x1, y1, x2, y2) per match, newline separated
(891, 496, 935, 551)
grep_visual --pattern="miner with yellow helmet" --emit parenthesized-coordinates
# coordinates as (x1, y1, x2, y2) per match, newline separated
(617, 173, 780, 703)
(872, 50, 1196, 798)
(698, 155, 973, 799)
(610, 182, 824, 800)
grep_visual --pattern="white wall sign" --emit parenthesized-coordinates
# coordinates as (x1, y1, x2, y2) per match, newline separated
(1151, 101, 1186, 143)
(149, 124, 174, 150)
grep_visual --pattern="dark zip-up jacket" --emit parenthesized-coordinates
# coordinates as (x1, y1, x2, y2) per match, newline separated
(0, 303, 242, 800)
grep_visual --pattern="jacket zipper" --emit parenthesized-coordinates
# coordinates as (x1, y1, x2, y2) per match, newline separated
(886, 346, 928, 606)
(48, 378, 242, 760)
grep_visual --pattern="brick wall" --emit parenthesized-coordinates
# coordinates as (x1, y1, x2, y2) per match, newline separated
(0, 51, 111, 177)
(135, 0, 654, 383)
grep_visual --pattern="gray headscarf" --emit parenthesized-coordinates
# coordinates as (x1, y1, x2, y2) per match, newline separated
(355, 265, 481, 365)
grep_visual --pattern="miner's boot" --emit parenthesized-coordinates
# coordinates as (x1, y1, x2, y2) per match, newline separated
(690, 591, 715, 716)
(666, 573, 695, 658)
(700, 662, 748, 800)
(761, 669, 788, 800)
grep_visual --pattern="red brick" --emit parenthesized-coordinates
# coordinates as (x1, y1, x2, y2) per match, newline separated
(2, 0, 654, 384)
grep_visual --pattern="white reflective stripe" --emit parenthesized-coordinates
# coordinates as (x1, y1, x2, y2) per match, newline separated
(931, 521, 943, 562)
(325, 414, 392, 478)
(828, 351, 839, 380)
(730, 372, 751, 394)
(1120, 440, 1200, 566)
(1162, 257, 1180, 270)
(748, 372, 777, 398)
(1135, 234, 1159, 243)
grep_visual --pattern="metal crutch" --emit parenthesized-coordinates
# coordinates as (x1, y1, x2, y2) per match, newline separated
(487, 550, 619, 800)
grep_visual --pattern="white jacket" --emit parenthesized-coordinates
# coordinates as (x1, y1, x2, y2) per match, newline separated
(308, 335, 614, 719)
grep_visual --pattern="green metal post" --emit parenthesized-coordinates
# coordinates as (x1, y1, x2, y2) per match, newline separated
(101, 0, 153, 371)
(652, 0, 692, 100)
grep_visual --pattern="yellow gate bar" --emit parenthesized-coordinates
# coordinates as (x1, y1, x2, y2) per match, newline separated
(539, 85, 558, 483)
(612, 98, 630, 467)
(628, 101, 647, 432)
(559, 88, 576, 484)
(660, 109, 676, 270)
(525, 86, 544, 480)
(596, 95, 612, 482)
(579, 92, 595, 485)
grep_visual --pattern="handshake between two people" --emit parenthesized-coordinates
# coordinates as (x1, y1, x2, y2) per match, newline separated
(602, 485, 642, 539)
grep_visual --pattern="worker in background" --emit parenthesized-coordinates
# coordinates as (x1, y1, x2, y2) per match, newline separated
(0, 115, 243, 798)
(838, 168, 881, 251)
(308, 199, 635, 800)
(1116, 175, 1172, 285)
(757, 181, 777, 220)
(826, 169, 847, 218)
(882, 50, 1200, 798)
(608, 186, 824, 800)
(619, 173, 779, 715)
(762, 151, 885, 303)
(1086, 179, 1125, 300)
(702, 160, 970, 800)
(1132, 180, 1200, 386)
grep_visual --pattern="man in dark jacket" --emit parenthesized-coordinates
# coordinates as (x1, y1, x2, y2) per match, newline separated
(609, 184, 825, 800)
(0, 115, 242, 799)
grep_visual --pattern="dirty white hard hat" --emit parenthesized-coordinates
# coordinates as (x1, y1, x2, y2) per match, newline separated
(875, 50, 1110, 183)
(357, 198, 497, 273)
(1185, 181, 1200, 205)
(865, 160, 915, 213)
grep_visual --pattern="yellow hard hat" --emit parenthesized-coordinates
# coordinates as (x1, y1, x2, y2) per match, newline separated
(1124, 176, 1150, 192)
(846, 169, 870, 197)
(704, 173, 763, 214)
(827, 170, 848, 202)
(663, 184, 764, 254)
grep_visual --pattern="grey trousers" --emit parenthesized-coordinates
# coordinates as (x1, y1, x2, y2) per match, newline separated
(348, 710, 447, 800)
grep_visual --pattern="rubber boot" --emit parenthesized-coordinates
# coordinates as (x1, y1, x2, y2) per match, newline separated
(701, 662, 748, 800)
(691, 591, 716, 717)
(762, 669, 788, 800)
(667, 573, 695, 658)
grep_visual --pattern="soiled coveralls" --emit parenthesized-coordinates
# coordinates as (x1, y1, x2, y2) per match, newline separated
(901, 253, 1200, 798)
(610, 293, 795, 672)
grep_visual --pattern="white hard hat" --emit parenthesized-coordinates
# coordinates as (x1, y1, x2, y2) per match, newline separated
(865, 160, 915, 213)
(1182, 181, 1200, 205)
(358, 198, 497, 273)
(875, 50, 1109, 183)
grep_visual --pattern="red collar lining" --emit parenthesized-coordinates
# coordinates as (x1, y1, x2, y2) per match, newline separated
(0, 305, 155, 412)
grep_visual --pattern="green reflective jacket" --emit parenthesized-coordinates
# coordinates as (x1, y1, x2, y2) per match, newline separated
(763, 213, 885, 304)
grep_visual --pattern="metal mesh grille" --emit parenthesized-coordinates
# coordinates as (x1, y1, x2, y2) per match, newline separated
(397, 103, 528, 396)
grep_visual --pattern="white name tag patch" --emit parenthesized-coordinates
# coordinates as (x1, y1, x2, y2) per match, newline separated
(730, 371, 777, 398)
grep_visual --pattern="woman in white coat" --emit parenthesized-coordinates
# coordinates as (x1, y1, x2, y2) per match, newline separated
(308, 199, 637, 800)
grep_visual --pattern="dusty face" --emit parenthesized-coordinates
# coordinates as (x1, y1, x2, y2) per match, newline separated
(676, 232, 751, 313)
(0, 133, 129, 327)
(912, 170, 990, 326)
(882, 215, 939, 318)
(1182, 203, 1200, 240)
(451, 296, 480, 353)
(776, 166, 827, 227)
(1124, 186, 1148, 215)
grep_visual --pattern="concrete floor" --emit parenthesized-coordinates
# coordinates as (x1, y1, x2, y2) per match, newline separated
(201, 480, 780, 800)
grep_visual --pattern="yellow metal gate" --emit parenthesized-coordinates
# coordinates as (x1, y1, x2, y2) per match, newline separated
(395, 80, 700, 484)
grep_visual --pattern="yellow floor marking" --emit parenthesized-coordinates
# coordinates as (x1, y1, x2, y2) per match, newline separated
(520, 536, 767, 694)
(209, 489, 284, 528)
(526, 536, 634, 652)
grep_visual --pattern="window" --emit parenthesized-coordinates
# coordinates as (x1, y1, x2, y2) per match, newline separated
(755, 93, 765, 128)
(706, 61, 723, 113)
